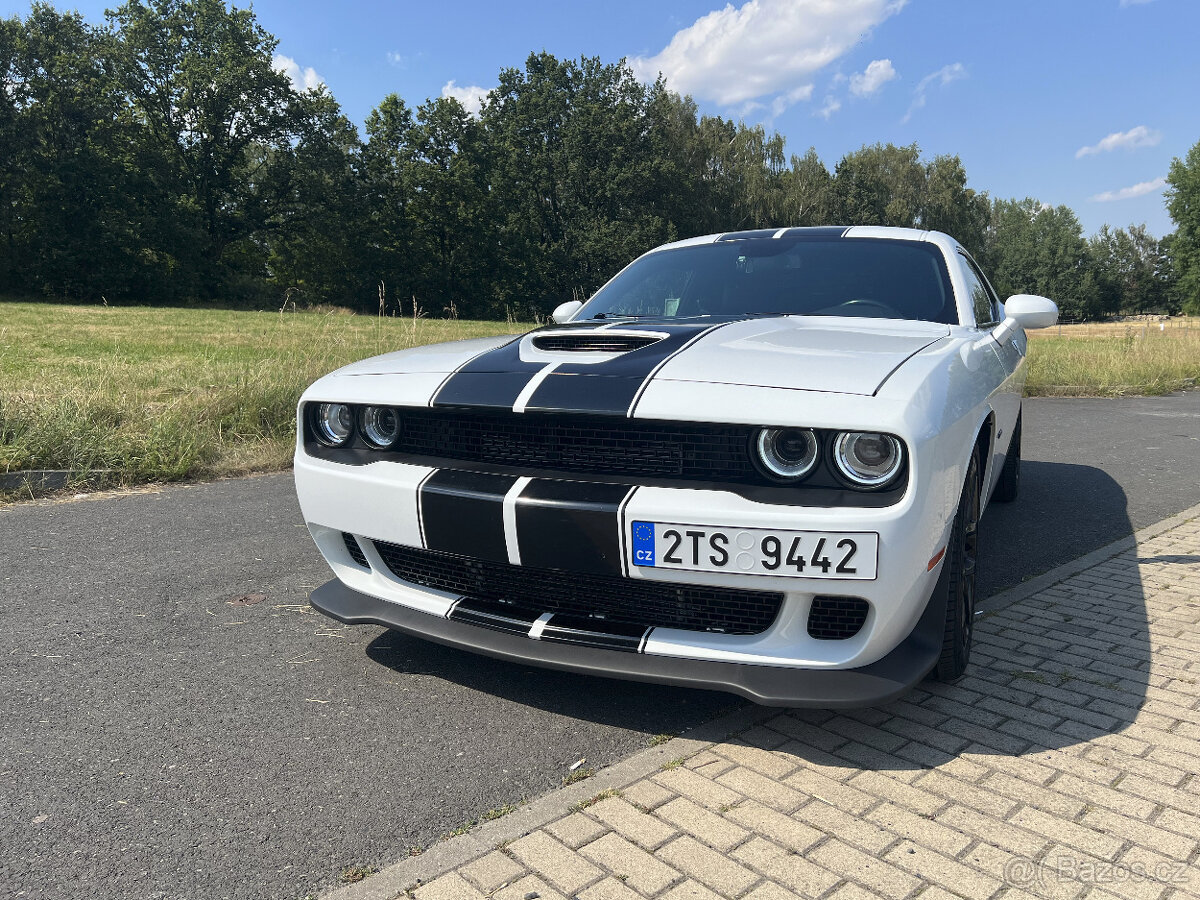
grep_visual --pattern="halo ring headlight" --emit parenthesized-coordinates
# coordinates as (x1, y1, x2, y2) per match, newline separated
(313, 402, 355, 447)
(362, 406, 400, 448)
(755, 427, 819, 481)
(833, 432, 903, 488)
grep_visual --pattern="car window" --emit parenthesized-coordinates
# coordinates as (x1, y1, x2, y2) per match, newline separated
(582, 238, 959, 325)
(958, 252, 997, 327)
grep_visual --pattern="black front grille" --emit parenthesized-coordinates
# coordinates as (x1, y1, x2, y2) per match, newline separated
(392, 409, 759, 481)
(343, 532, 370, 568)
(807, 596, 869, 640)
(531, 333, 662, 353)
(371, 540, 783, 635)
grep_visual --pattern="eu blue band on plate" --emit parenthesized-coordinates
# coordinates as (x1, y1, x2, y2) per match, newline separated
(631, 520, 655, 567)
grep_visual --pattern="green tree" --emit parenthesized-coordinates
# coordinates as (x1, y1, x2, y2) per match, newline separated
(1088, 224, 1174, 316)
(359, 93, 420, 311)
(481, 53, 676, 312)
(831, 142, 925, 227)
(265, 88, 366, 309)
(983, 198, 1092, 318)
(780, 148, 834, 226)
(109, 0, 314, 302)
(2, 4, 143, 300)
(1165, 139, 1200, 314)
(921, 154, 989, 254)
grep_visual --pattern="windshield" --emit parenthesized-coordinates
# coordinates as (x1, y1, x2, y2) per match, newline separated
(581, 237, 957, 324)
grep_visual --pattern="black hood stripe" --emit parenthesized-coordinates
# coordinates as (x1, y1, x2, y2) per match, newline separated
(520, 323, 715, 415)
(431, 336, 543, 410)
(431, 320, 734, 417)
(521, 323, 720, 415)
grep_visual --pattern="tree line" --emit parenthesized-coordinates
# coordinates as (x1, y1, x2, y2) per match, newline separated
(2, 0, 1197, 320)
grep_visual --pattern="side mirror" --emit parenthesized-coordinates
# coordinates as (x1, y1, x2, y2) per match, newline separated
(1003, 294, 1058, 330)
(551, 300, 583, 324)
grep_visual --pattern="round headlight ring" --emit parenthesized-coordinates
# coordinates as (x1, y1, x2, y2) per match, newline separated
(314, 402, 355, 447)
(833, 432, 904, 488)
(362, 406, 400, 448)
(755, 427, 819, 480)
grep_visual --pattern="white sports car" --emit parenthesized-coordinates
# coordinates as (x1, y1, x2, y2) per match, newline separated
(294, 226, 1058, 707)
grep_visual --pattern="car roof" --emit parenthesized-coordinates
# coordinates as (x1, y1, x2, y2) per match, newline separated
(651, 226, 960, 253)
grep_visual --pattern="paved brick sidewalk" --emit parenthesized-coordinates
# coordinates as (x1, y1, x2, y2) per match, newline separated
(331, 511, 1200, 900)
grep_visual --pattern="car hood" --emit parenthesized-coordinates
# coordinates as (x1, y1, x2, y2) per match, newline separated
(324, 317, 950, 414)
(651, 317, 950, 395)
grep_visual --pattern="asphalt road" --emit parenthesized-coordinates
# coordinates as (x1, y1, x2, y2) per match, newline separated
(2, 392, 1199, 900)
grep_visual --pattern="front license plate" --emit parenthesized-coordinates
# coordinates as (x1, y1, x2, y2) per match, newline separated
(630, 521, 878, 580)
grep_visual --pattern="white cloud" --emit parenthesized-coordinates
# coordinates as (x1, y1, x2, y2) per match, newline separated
(770, 84, 814, 117)
(1075, 125, 1162, 158)
(849, 59, 897, 97)
(386, 52, 408, 68)
(272, 53, 324, 92)
(440, 80, 491, 117)
(816, 96, 841, 120)
(902, 62, 965, 122)
(630, 0, 907, 110)
(1091, 177, 1166, 202)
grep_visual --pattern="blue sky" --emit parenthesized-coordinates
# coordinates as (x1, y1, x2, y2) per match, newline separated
(11, 0, 1195, 237)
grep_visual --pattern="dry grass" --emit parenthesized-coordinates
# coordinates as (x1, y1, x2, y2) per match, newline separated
(1026, 318, 1200, 397)
(0, 302, 522, 493)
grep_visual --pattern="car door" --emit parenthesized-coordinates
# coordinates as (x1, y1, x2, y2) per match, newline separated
(959, 252, 1022, 486)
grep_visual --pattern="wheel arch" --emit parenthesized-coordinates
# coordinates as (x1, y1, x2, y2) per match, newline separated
(971, 410, 995, 508)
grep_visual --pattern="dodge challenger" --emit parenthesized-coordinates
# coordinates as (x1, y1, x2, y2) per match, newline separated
(294, 225, 1058, 707)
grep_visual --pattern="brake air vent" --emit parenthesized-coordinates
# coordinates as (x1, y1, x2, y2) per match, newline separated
(531, 333, 663, 353)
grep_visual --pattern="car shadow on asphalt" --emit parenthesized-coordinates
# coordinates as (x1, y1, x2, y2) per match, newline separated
(366, 460, 1148, 758)
(364, 637, 743, 733)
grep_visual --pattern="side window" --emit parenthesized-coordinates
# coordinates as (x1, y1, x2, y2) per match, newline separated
(958, 252, 997, 327)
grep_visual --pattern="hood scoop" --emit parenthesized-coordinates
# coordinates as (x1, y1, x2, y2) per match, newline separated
(531, 331, 665, 353)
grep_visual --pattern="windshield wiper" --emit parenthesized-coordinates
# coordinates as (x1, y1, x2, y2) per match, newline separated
(590, 313, 659, 319)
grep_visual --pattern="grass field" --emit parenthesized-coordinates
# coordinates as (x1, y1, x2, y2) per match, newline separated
(0, 302, 523, 493)
(2, 303, 1196, 495)
(1026, 319, 1200, 397)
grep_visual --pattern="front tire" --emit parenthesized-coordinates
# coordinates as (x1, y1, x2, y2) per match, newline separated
(935, 446, 981, 681)
(993, 410, 1021, 503)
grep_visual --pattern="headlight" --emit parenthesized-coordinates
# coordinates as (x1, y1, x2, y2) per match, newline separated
(755, 427, 819, 480)
(833, 432, 904, 488)
(313, 402, 355, 446)
(362, 406, 400, 448)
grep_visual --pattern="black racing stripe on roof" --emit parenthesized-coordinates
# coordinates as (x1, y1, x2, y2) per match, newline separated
(715, 228, 781, 242)
(779, 226, 852, 239)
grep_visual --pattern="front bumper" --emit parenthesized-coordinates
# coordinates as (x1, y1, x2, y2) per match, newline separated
(308, 562, 947, 708)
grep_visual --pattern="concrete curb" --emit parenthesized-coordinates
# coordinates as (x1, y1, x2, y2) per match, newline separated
(0, 469, 114, 492)
(320, 500, 1200, 900)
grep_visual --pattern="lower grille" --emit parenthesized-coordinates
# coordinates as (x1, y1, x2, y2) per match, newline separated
(371, 540, 783, 635)
(807, 596, 869, 640)
(342, 532, 370, 568)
